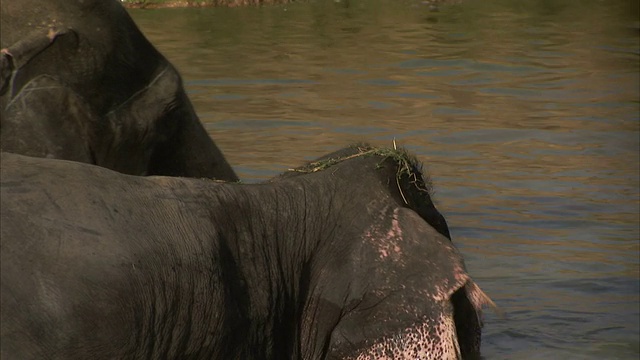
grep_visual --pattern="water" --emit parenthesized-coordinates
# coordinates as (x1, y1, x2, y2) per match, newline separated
(129, 0, 639, 358)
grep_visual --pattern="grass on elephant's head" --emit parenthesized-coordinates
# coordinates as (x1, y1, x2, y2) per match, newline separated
(289, 143, 416, 176)
(288, 143, 434, 202)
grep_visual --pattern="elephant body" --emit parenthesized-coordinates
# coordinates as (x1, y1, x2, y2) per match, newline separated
(0, 0, 237, 180)
(0, 145, 493, 359)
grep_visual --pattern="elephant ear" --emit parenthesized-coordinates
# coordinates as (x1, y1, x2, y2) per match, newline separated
(0, 28, 71, 96)
(1, 75, 96, 162)
(89, 65, 181, 175)
(331, 207, 495, 360)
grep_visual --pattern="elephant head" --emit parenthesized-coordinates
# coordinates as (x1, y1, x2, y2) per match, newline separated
(0, 0, 237, 180)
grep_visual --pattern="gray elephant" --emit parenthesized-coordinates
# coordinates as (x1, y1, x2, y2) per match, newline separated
(0, 0, 237, 180)
(0, 144, 494, 359)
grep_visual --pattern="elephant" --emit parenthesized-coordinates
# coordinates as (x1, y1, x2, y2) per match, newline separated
(0, 145, 495, 359)
(0, 0, 237, 180)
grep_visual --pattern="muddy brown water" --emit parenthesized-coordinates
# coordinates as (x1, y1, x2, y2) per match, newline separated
(129, 0, 639, 358)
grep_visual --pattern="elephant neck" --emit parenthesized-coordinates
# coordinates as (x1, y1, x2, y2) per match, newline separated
(208, 179, 345, 358)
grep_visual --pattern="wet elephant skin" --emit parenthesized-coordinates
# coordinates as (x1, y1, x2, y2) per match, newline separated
(0, 146, 493, 359)
(0, 0, 237, 180)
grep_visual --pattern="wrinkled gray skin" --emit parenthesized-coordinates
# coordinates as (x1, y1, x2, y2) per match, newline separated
(0, 146, 493, 360)
(0, 0, 237, 180)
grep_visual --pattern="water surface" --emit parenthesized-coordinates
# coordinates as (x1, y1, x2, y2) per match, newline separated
(130, 1, 639, 358)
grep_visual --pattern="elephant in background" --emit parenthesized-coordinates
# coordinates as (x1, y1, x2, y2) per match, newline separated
(0, 0, 237, 180)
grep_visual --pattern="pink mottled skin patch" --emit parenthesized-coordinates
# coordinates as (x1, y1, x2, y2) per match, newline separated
(363, 207, 405, 261)
(346, 281, 494, 360)
(348, 312, 461, 360)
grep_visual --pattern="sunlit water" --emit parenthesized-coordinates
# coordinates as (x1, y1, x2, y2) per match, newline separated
(129, 0, 639, 358)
